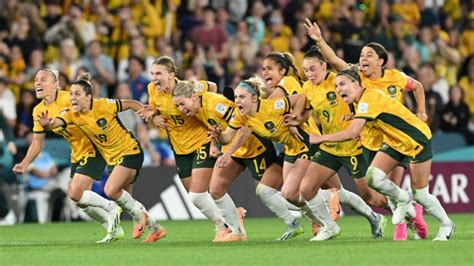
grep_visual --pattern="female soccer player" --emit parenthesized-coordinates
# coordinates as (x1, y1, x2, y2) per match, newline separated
(299, 47, 387, 239)
(214, 77, 339, 241)
(136, 56, 230, 241)
(261, 52, 342, 233)
(37, 73, 165, 242)
(310, 69, 454, 241)
(12, 69, 128, 243)
(304, 18, 428, 240)
(172, 80, 304, 241)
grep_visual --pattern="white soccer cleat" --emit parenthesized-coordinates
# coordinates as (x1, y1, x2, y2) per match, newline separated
(392, 200, 415, 224)
(433, 221, 455, 241)
(370, 213, 387, 238)
(277, 221, 304, 241)
(106, 205, 122, 234)
(310, 224, 341, 241)
(96, 226, 125, 243)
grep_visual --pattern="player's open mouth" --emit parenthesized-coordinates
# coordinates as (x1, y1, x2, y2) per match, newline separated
(264, 77, 273, 85)
(36, 88, 43, 93)
(360, 64, 369, 71)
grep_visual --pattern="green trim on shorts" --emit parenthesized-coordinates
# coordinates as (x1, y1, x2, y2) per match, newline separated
(313, 149, 368, 179)
(70, 154, 107, 180)
(232, 144, 277, 180)
(379, 141, 433, 165)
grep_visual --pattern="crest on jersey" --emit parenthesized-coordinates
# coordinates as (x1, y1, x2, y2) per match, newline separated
(387, 85, 397, 96)
(195, 83, 204, 93)
(207, 118, 218, 126)
(274, 99, 285, 110)
(264, 121, 276, 134)
(215, 103, 227, 115)
(358, 103, 368, 114)
(96, 118, 108, 131)
(326, 91, 338, 106)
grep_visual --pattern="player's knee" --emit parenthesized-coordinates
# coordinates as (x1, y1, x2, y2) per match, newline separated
(365, 166, 387, 188)
(209, 187, 224, 200)
(67, 185, 82, 202)
(281, 187, 298, 202)
(103, 184, 119, 200)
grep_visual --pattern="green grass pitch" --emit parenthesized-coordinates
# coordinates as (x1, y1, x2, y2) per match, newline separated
(1, 214, 473, 265)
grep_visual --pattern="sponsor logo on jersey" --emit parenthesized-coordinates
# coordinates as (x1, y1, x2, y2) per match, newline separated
(358, 102, 368, 114)
(274, 99, 285, 110)
(215, 103, 227, 115)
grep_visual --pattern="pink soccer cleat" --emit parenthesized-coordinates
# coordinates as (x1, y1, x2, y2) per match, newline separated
(393, 222, 407, 241)
(411, 203, 428, 239)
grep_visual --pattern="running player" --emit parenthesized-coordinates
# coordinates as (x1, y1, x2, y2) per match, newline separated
(12, 69, 125, 243)
(304, 18, 428, 240)
(310, 68, 454, 241)
(172, 80, 303, 241)
(37, 73, 166, 242)
(299, 46, 387, 238)
(214, 78, 339, 241)
(136, 56, 232, 241)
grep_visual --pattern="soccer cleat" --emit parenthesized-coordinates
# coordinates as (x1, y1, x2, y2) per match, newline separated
(106, 205, 122, 234)
(392, 200, 415, 224)
(218, 232, 248, 242)
(411, 203, 428, 239)
(213, 228, 232, 242)
(310, 224, 341, 241)
(311, 223, 321, 236)
(327, 188, 341, 221)
(277, 222, 304, 241)
(96, 226, 125, 243)
(433, 221, 455, 241)
(133, 211, 149, 239)
(144, 226, 167, 243)
(370, 213, 387, 238)
(393, 222, 408, 241)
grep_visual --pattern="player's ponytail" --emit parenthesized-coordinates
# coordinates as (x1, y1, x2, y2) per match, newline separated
(72, 72, 94, 96)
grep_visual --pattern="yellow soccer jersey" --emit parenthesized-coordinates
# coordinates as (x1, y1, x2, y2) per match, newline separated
(58, 98, 140, 165)
(278, 75, 319, 132)
(147, 79, 209, 155)
(303, 72, 361, 156)
(359, 69, 410, 151)
(276, 76, 303, 96)
(197, 92, 267, 158)
(32, 90, 96, 163)
(354, 89, 431, 157)
(229, 97, 313, 156)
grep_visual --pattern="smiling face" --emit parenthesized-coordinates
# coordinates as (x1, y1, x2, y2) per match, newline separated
(150, 63, 174, 92)
(234, 87, 257, 115)
(359, 46, 384, 77)
(302, 57, 326, 85)
(69, 84, 90, 113)
(173, 94, 199, 116)
(335, 75, 361, 104)
(34, 70, 58, 99)
(262, 58, 285, 88)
